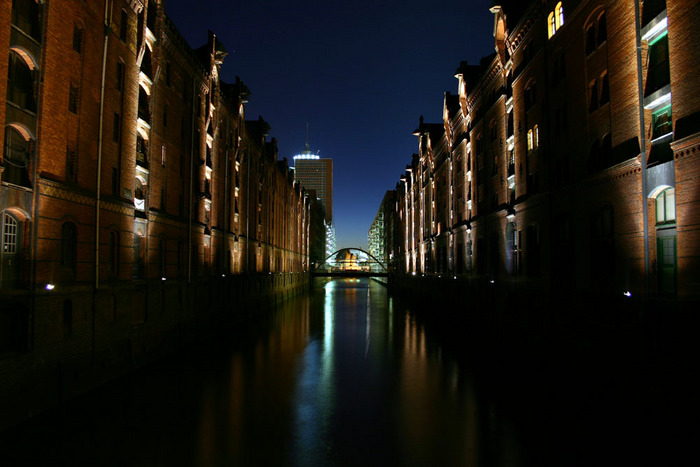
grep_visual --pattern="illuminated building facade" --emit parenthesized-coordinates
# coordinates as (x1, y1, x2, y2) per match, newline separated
(368, 190, 397, 264)
(0, 0, 310, 428)
(293, 150, 335, 254)
(389, 0, 700, 301)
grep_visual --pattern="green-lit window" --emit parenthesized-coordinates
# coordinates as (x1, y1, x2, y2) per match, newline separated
(652, 105, 672, 139)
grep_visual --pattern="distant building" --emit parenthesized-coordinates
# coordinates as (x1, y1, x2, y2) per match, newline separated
(368, 191, 396, 264)
(293, 147, 335, 254)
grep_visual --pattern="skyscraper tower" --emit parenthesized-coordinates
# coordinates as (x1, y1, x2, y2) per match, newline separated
(293, 128, 335, 255)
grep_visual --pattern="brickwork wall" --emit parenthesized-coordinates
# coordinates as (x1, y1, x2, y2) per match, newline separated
(1, 0, 312, 430)
(390, 0, 699, 302)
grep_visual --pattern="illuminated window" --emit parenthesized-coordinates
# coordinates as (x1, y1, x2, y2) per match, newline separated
(652, 106, 672, 139)
(527, 126, 539, 151)
(3, 213, 18, 254)
(548, 2, 564, 38)
(656, 188, 676, 224)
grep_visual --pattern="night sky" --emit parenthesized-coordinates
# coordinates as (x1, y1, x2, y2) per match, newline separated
(165, 0, 495, 249)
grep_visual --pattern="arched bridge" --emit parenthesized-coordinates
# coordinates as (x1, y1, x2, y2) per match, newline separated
(311, 248, 388, 278)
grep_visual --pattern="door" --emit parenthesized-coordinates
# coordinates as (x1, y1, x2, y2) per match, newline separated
(657, 234, 677, 295)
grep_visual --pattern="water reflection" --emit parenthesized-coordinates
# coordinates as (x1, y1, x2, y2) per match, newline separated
(1, 278, 521, 466)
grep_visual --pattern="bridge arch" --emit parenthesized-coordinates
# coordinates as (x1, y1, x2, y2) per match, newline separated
(313, 247, 388, 274)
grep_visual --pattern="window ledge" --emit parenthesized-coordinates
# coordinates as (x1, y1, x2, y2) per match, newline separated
(644, 84, 672, 110)
(641, 10, 667, 42)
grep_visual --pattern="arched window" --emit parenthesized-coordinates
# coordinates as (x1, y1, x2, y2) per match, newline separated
(597, 12, 607, 45)
(7, 49, 37, 113)
(3, 213, 18, 255)
(61, 222, 78, 277)
(3, 126, 33, 186)
(557, 2, 565, 28)
(656, 188, 676, 224)
(585, 24, 596, 54)
(72, 23, 84, 54)
(548, 2, 564, 38)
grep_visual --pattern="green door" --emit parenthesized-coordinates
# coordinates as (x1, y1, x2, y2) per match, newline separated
(657, 235, 677, 295)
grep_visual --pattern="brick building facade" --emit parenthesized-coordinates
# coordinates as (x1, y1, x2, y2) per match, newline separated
(0, 0, 310, 427)
(388, 0, 699, 302)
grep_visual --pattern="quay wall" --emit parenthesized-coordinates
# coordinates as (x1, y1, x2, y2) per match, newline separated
(0, 273, 308, 430)
(388, 273, 698, 366)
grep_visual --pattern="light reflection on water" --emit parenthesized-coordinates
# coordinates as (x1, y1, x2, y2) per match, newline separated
(1, 278, 520, 466)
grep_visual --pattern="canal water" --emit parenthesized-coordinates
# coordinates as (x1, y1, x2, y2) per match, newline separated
(0, 278, 688, 466)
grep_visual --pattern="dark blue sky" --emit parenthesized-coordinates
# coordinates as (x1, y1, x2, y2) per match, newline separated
(165, 0, 495, 249)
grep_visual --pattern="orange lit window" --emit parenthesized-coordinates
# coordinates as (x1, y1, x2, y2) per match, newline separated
(548, 2, 564, 39)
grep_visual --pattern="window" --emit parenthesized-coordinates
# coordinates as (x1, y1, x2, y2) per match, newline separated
(599, 72, 610, 105)
(8, 48, 38, 113)
(547, 2, 564, 38)
(120, 10, 128, 42)
(533, 124, 539, 148)
(645, 34, 670, 98)
(69, 83, 79, 113)
(113, 112, 120, 142)
(3, 213, 18, 254)
(111, 167, 119, 195)
(116, 61, 124, 91)
(589, 80, 599, 112)
(3, 126, 32, 186)
(597, 12, 607, 45)
(656, 188, 676, 224)
(66, 148, 78, 182)
(527, 125, 539, 151)
(652, 106, 672, 140)
(12, 0, 41, 41)
(73, 24, 83, 54)
(524, 82, 536, 110)
(586, 24, 596, 55)
(586, 12, 607, 55)
(61, 222, 78, 276)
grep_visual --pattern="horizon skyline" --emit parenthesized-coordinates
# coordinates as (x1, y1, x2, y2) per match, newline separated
(165, 0, 495, 249)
